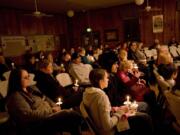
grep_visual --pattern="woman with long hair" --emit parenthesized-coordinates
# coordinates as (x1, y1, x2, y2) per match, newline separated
(6, 68, 82, 135)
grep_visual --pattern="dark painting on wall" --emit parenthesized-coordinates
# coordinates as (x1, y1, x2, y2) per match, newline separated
(104, 29, 118, 42)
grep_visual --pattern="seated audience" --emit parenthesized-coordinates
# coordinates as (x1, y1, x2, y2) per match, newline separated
(6, 68, 82, 135)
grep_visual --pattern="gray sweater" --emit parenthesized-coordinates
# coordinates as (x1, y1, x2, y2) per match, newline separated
(83, 87, 119, 135)
(6, 86, 56, 126)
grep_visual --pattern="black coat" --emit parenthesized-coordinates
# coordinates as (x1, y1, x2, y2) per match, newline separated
(104, 73, 126, 106)
(35, 71, 67, 102)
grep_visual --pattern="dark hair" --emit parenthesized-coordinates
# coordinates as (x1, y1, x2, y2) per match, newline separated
(158, 64, 177, 80)
(98, 51, 118, 73)
(38, 59, 51, 69)
(89, 69, 106, 88)
(7, 68, 24, 97)
(71, 52, 80, 60)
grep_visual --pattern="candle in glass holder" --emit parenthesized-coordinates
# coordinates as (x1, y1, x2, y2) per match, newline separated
(130, 101, 138, 112)
(56, 98, 63, 105)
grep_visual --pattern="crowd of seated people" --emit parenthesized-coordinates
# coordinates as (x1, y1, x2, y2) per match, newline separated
(1, 39, 180, 135)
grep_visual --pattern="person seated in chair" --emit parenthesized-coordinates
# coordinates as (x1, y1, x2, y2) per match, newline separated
(35, 59, 83, 109)
(69, 52, 93, 85)
(35, 59, 68, 102)
(82, 69, 154, 135)
(6, 68, 82, 135)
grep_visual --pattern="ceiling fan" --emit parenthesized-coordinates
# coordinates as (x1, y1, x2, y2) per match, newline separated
(142, 0, 162, 12)
(25, 0, 53, 17)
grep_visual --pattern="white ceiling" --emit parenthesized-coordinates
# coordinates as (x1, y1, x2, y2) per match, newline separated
(0, 0, 135, 13)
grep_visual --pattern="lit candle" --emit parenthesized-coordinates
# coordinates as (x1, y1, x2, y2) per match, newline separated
(124, 96, 131, 106)
(56, 98, 62, 105)
(127, 96, 130, 102)
(132, 101, 138, 108)
(60, 64, 64, 68)
(133, 63, 138, 69)
(74, 79, 79, 87)
(35, 58, 39, 62)
(11, 62, 15, 69)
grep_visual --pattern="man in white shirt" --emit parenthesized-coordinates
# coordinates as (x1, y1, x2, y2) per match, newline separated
(69, 52, 93, 84)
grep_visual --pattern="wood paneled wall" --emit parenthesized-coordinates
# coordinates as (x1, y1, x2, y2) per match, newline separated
(0, 9, 68, 64)
(71, 0, 178, 47)
(0, 0, 178, 50)
(0, 8, 68, 46)
(72, 4, 139, 47)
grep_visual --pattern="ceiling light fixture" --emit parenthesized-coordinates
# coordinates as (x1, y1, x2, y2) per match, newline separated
(86, 27, 92, 32)
(135, 0, 144, 5)
(67, 10, 74, 17)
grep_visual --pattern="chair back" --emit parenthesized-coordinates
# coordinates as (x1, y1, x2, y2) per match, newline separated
(29, 73, 36, 86)
(169, 46, 179, 58)
(80, 102, 99, 135)
(3, 71, 11, 80)
(165, 91, 180, 126)
(56, 73, 73, 87)
(153, 69, 168, 112)
(0, 81, 8, 98)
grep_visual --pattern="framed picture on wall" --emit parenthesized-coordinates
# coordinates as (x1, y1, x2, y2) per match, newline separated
(152, 15, 163, 33)
(104, 29, 118, 42)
